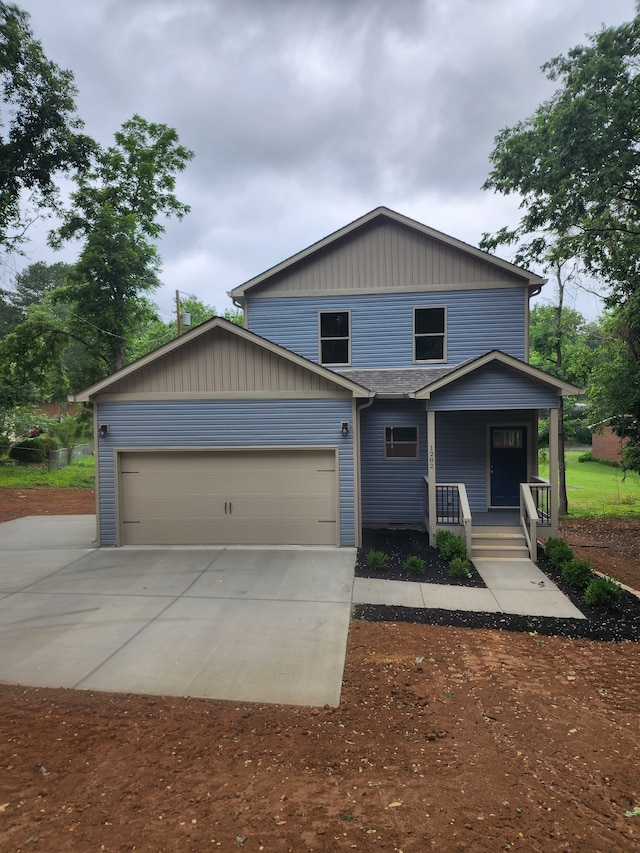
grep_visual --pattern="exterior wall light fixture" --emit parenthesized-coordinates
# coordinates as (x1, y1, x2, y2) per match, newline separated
(341, 421, 350, 437)
(99, 423, 110, 438)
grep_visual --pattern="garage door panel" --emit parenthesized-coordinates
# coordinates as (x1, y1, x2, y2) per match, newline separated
(119, 449, 338, 546)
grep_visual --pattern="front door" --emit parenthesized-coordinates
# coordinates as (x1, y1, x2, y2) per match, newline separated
(490, 426, 528, 507)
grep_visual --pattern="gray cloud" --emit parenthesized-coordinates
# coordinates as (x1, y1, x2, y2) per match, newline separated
(12, 0, 638, 318)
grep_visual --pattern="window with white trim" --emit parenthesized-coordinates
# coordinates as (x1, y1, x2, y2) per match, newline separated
(414, 306, 446, 362)
(384, 425, 419, 459)
(319, 310, 350, 365)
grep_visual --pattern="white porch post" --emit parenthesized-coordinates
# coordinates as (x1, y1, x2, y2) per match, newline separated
(549, 406, 559, 537)
(427, 408, 437, 541)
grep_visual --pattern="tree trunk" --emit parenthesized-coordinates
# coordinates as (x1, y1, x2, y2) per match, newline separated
(554, 264, 569, 516)
(558, 396, 568, 516)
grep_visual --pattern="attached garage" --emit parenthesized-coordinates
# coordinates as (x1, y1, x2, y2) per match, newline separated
(75, 318, 371, 547)
(118, 447, 338, 546)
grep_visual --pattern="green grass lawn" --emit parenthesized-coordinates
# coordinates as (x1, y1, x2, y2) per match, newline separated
(0, 455, 95, 489)
(540, 450, 640, 517)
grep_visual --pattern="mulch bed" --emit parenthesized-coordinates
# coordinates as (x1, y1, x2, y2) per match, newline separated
(356, 526, 485, 586)
(354, 531, 640, 643)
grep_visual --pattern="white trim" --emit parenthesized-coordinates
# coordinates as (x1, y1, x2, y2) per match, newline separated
(383, 424, 420, 460)
(92, 390, 355, 402)
(318, 309, 351, 366)
(413, 305, 447, 364)
(239, 280, 532, 300)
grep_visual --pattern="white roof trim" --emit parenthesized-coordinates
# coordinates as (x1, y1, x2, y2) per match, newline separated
(73, 316, 374, 401)
(412, 350, 584, 399)
(228, 206, 547, 303)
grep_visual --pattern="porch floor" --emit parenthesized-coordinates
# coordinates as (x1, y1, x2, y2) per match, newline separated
(472, 510, 520, 527)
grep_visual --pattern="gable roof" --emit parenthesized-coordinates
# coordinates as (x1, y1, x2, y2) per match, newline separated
(73, 316, 373, 401)
(411, 350, 583, 399)
(336, 352, 582, 399)
(228, 207, 547, 304)
(336, 366, 457, 397)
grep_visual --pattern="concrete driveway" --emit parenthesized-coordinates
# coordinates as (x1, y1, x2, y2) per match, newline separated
(0, 516, 356, 707)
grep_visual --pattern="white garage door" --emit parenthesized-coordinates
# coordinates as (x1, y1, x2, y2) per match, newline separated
(118, 448, 339, 546)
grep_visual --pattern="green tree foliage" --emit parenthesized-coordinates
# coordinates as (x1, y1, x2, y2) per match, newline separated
(8, 261, 72, 316)
(51, 115, 194, 375)
(0, 262, 90, 407)
(482, 9, 640, 472)
(588, 311, 640, 473)
(0, 3, 94, 252)
(129, 297, 243, 361)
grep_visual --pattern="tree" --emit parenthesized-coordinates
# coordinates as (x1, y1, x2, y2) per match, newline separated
(0, 3, 94, 252)
(482, 9, 640, 470)
(130, 298, 244, 361)
(51, 115, 194, 375)
(588, 312, 640, 475)
(8, 261, 72, 315)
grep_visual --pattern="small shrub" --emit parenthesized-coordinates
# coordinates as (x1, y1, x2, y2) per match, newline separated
(435, 529, 467, 561)
(9, 437, 46, 464)
(404, 555, 426, 575)
(584, 575, 621, 609)
(544, 537, 574, 568)
(561, 559, 595, 590)
(578, 451, 594, 463)
(367, 549, 389, 570)
(449, 556, 471, 580)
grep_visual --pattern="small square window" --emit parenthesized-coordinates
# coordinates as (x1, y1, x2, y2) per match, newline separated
(384, 425, 419, 459)
(414, 307, 446, 362)
(319, 310, 350, 365)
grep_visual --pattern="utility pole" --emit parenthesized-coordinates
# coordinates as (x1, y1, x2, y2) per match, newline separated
(176, 290, 182, 336)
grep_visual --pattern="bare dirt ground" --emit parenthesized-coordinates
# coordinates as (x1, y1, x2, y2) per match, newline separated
(0, 489, 639, 852)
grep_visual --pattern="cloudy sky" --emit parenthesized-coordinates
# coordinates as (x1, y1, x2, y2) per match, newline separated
(10, 0, 639, 322)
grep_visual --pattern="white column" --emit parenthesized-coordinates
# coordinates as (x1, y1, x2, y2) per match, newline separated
(427, 408, 437, 540)
(549, 406, 559, 537)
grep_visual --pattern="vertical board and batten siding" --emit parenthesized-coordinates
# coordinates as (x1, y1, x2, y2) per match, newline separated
(104, 327, 340, 396)
(360, 401, 427, 525)
(96, 399, 354, 546)
(249, 219, 522, 296)
(246, 288, 526, 369)
(435, 410, 536, 511)
(427, 363, 560, 411)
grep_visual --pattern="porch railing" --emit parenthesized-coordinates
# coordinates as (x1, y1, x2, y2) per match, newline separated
(427, 480, 472, 557)
(520, 480, 551, 560)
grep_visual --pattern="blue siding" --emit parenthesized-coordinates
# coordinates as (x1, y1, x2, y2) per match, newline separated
(360, 401, 427, 525)
(96, 399, 355, 546)
(429, 363, 559, 411)
(436, 410, 536, 511)
(246, 289, 526, 367)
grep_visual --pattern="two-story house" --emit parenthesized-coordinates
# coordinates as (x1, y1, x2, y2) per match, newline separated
(76, 207, 581, 556)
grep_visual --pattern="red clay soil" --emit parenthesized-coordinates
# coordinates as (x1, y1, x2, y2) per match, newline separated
(0, 489, 639, 852)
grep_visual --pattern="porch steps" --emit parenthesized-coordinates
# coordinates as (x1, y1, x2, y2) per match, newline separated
(471, 525, 529, 560)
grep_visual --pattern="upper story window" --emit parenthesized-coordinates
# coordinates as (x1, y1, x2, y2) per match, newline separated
(414, 306, 446, 362)
(319, 310, 350, 365)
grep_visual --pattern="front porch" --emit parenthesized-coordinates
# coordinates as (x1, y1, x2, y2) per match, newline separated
(425, 478, 554, 561)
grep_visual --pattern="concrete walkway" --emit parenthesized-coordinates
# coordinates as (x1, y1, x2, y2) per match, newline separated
(353, 557, 586, 619)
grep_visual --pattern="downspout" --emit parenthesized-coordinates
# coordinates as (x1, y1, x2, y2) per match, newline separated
(354, 395, 375, 548)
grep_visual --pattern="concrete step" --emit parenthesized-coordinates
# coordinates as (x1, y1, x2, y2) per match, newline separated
(471, 525, 530, 560)
(472, 544, 530, 560)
